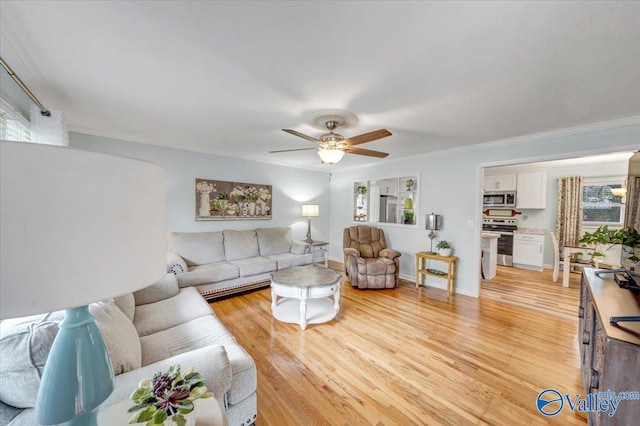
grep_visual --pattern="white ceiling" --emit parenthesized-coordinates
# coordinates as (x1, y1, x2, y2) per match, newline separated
(2, 1, 640, 171)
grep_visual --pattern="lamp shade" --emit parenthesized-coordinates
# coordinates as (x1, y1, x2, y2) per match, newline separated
(611, 187, 627, 198)
(425, 213, 442, 230)
(302, 204, 320, 217)
(0, 141, 167, 318)
(317, 148, 345, 164)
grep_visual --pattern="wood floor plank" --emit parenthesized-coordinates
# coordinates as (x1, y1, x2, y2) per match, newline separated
(210, 264, 587, 425)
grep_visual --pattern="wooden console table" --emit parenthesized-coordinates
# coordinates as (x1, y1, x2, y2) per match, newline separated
(415, 252, 458, 297)
(579, 268, 640, 424)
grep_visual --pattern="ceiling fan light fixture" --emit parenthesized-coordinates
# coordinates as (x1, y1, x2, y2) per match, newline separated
(317, 148, 345, 164)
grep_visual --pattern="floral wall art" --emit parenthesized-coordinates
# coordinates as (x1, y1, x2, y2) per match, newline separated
(195, 178, 272, 221)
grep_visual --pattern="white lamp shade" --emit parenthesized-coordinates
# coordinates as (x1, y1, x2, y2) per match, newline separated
(611, 187, 627, 197)
(0, 141, 167, 318)
(317, 148, 345, 164)
(301, 204, 320, 217)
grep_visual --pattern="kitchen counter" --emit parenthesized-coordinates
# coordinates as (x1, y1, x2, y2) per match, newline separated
(514, 227, 546, 236)
(481, 233, 499, 279)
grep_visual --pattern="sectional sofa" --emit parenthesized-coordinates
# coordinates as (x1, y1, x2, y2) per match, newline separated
(0, 273, 257, 426)
(166, 227, 313, 299)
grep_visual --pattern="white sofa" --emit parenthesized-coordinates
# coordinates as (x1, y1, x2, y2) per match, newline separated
(167, 227, 313, 299)
(0, 274, 257, 426)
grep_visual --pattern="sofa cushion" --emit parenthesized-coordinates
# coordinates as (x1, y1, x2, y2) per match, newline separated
(0, 316, 58, 408)
(114, 292, 135, 321)
(223, 230, 259, 261)
(133, 273, 179, 306)
(90, 300, 142, 376)
(228, 256, 277, 277)
(265, 253, 314, 269)
(177, 262, 240, 287)
(168, 231, 225, 266)
(134, 287, 213, 337)
(140, 315, 256, 406)
(256, 227, 292, 256)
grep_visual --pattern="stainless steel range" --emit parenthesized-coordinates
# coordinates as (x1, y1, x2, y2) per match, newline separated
(482, 218, 518, 267)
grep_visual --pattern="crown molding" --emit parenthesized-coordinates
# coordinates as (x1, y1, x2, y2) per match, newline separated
(337, 115, 640, 173)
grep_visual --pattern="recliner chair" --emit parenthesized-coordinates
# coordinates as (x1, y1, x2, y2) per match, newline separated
(343, 225, 401, 289)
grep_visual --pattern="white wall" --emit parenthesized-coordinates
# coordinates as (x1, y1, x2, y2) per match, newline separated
(329, 122, 640, 297)
(70, 133, 331, 242)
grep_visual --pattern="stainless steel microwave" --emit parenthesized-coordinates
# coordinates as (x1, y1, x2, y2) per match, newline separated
(483, 191, 516, 208)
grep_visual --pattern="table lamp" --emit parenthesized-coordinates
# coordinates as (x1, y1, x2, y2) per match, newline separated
(425, 213, 442, 254)
(301, 204, 319, 243)
(0, 141, 167, 425)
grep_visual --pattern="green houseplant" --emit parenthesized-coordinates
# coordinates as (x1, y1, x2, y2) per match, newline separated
(128, 365, 213, 426)
(436, 240, 452, 257)
(578, 225, 616, 259)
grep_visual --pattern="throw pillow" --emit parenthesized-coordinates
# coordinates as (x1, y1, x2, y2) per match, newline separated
(114, 292, 135, 322)
(0, 316, 59, 408)
(90, 300, 142, 375)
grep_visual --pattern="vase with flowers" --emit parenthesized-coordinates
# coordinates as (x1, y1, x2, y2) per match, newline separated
(128, 365, 213, 426)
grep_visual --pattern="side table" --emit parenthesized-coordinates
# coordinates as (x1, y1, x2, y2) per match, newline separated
(415, 251, 458, 297)
(97, 397, 227, 425)
(310, 240, 329, 267)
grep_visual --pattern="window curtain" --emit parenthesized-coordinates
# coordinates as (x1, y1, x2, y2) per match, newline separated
(556, 176, 583, 253)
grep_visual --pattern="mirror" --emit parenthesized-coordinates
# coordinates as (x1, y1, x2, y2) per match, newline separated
(353, 175, 418, 225)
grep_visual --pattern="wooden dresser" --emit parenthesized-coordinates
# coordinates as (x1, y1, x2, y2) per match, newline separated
(579, 268, 640, 425)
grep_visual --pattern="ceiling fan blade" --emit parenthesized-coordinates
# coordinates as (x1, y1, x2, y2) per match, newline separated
(342, 129, 392, 146)
(343, 146, 389, 158)
(269, 148, 318, 153)
(282, 129, 320, 143)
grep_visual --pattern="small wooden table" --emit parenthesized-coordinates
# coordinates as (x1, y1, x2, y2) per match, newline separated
(271, 265, 340, 330)
(415, 252, 458, 297)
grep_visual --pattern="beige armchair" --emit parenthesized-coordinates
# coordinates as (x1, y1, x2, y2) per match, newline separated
(343, 225, 401, 289)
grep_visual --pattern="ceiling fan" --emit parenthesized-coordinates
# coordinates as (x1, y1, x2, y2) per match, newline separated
(270, 120, 392, 164)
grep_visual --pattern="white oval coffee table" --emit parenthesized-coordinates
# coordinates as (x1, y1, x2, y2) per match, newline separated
(271, 265, 341, 330)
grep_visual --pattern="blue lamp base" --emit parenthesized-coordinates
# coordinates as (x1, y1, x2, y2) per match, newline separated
(35, 305, 114, 425)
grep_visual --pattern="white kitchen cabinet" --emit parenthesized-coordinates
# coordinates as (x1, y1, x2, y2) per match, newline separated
(484, 173, 517, 191)
(516, 171, 547, 209)
(512, 233, 544, 271)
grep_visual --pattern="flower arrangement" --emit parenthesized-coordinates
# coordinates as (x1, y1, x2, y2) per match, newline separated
(216, 192, 229, 200)
(258, 187, 271, 202)
(195, 181, 216, 193)
(230, 186, 246, 204)
(128, 365, 213, 426)
(244, 186, 259, 202)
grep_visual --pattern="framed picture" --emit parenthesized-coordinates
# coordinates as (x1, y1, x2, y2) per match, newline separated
(195, 179, 272, 221)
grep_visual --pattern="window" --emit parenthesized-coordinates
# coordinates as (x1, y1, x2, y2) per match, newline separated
(0, 104, 31, 142)
(582, 178, 625, 226)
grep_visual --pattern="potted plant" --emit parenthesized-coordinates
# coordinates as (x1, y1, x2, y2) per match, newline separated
(128, 365, 213, 426)
(404, 211, 414, 224)
(578, 225, 616, 261)
(612, 226, 640, 266)
(436, 240, 452, 257)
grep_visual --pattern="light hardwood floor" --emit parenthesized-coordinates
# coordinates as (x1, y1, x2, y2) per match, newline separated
(210, 263, 587, 425)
